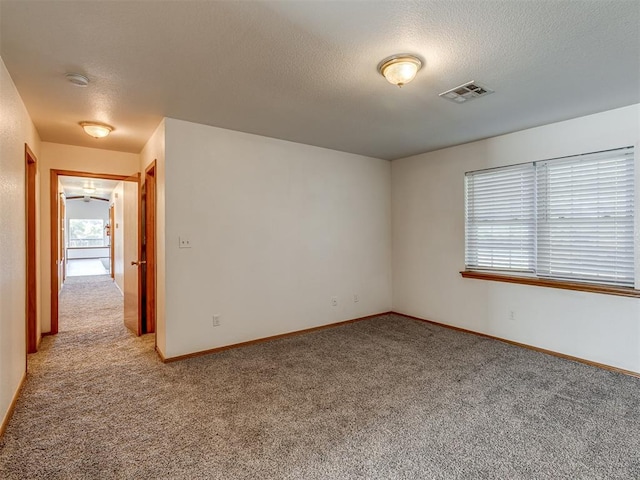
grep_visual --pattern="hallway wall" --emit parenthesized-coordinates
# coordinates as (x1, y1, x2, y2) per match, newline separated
(38, 143, 140, 332)
(0, 58, 41, 431)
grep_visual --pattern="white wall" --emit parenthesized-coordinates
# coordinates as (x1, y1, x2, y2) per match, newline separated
(67, 248, 109, 260)
(140, 120, 166, 354)
(0, 58, 41, 428)
(392, 104, 640, 373)
(39, 142, 139, 332)
(163, 118, 392, 358)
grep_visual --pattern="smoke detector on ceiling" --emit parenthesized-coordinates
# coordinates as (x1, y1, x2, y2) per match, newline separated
(439, 81, 494, 103)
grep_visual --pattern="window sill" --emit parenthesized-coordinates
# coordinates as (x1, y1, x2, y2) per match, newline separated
(460, 271, 640, 298)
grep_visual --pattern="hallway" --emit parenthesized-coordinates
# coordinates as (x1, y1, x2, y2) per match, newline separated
(0, 275, 157, 478)
(66, 259, 110, 277)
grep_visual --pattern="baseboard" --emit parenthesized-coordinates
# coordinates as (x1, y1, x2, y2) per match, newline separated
(155, 346, 166, 363)
(162, 312, 393, 363)
(113, 280, 124, 297)
(36, 330, 54, 348)
(40, 331, 54, 345)
(158, 310, 638, 378)
(393, 311, 640, 379)
(0, 371, 27, 439)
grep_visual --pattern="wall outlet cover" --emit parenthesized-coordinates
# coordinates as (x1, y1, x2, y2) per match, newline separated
(179, 236, 192, 248)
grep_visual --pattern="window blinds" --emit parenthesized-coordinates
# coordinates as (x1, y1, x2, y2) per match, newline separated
(465, 163, 535, 272)
(465, 147, 635, 287)
(536, 148, 635, 287)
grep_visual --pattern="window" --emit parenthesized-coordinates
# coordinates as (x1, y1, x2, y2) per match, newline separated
(465, 163, 535, 273)
(465, 147, 635, 288)
(68, 219, 105, 247)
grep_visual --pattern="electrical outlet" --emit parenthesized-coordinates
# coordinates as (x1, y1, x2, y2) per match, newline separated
(212, 314, 221, 327)
(509, 310, 516, 321)
(353, 294, 359, 303)
(179, 236, 192, 248)
(331, 296, 338, 307)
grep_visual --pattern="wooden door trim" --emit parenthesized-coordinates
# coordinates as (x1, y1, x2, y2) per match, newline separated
(144, 161, 157, 334)
(25, 144, 38, 354)
(49, 169, 135, 335)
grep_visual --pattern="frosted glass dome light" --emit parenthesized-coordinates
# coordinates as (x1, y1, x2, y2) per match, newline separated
(378, 55, 423, 87)
(80, 122, 113, 138)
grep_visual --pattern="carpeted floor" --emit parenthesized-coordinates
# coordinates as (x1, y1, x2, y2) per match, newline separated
(1, 276, 639, 479)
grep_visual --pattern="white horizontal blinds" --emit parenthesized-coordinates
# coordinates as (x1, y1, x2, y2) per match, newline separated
(465, 163, 535, 272)
(536, 148, 635, 286)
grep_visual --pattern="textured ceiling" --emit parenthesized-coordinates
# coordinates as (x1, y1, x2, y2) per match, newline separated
(59, 176, 119, 199)
(1, 1, 639, 160)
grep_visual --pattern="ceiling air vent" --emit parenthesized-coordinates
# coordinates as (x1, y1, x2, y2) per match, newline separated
(439, 81, 494, 104)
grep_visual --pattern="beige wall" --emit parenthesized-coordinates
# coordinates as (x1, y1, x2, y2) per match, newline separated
(140, 121, 166, 354)
(392, 104, 640, 373)
(0, 58, 41, 428)
(39, 142, 139, 332)
(163, 118, 392, 358)
(112, 182, 125, 294)
(122, 181, 140, 330)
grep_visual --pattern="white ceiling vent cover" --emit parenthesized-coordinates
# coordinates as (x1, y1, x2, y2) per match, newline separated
(439, 81, 494, 103)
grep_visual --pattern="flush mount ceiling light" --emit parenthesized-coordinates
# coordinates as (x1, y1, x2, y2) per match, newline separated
(378, 54, 423, 87)
(83, 185, 96, 194)
(80, 122, 113, 139)
(65, 73, 89, 87)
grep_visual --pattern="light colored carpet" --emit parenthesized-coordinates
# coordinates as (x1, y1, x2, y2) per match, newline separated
(1, 276, 639, 479)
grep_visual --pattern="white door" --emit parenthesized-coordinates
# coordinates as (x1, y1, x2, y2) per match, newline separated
(123, 176, 141, 335)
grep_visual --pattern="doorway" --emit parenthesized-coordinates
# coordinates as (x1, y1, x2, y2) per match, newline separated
(49, 169, 156, 338)
(63, 182, 112, 278)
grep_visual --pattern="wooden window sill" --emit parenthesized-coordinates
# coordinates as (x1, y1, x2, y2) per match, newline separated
(460, 270, 640, 298)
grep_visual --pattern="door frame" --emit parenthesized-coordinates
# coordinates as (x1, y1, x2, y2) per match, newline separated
(49, 169, 134, 334)
(143, 161, 157, 334)
(25, 144, 38, 354)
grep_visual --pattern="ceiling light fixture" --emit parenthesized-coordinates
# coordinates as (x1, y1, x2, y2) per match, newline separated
(80, 122, 113, 139)
(65, 73, 90, 87)
(378, 54, 422, 87)
(83, 186, 96, 194)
